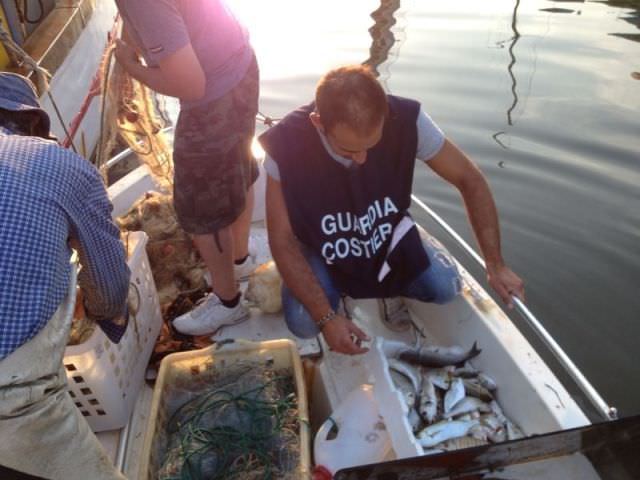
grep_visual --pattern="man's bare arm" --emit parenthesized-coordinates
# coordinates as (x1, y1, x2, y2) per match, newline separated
(426, 139, 525, 307)
(266, 175, 368, 353)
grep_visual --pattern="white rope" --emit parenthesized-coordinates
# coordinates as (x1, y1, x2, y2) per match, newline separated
(0, 23, 50, 93)
(0, 23, 78, 152)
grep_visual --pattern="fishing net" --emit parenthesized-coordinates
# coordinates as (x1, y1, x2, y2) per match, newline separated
(99, 54, 173, 188)
(156, 360, 301, 480)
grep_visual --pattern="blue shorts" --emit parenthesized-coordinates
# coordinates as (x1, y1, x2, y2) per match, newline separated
(282, 231, 462, 338)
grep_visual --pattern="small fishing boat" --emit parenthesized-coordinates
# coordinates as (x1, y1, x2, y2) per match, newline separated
(93, 141, 629, 478)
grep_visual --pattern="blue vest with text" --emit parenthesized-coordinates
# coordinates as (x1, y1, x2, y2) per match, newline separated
(259, 95, 429, 298)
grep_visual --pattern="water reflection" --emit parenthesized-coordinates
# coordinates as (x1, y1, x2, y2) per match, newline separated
(604, 0, 640, 43)
(362, 0, 403, 86)
(492, 0, 522, 152)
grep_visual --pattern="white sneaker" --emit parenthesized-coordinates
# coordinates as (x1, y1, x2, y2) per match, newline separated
(379, 297, 412, 332)
(172, 293, 250, 336)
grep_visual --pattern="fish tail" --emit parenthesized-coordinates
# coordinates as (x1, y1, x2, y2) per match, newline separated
(470, 341, 482, 359)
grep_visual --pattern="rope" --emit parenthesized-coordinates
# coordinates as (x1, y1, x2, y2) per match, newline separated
(0, 23, 78, 152)
(95, 46, 115, 169)
(0, 23, 49, 93)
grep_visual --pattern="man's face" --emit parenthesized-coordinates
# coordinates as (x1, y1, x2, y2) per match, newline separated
(310, 112, 384, 165)
(324, 121, 384, 164)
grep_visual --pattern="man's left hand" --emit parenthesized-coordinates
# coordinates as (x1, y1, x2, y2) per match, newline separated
(487, 263, 525, 309)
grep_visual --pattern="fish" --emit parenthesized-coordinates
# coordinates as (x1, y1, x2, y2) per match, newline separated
(399, 342, 482, 368)
(490, 401, 525, 440)
(477, 372, 498, 391)
(424, 368, 453, 390)
(388, 358, 422, 393)
(389, 370, 416, 408)
(442, 396, 491, 419)
(407, 407, 422, 432)
(479, 414, 507, 443)
(438, 435, 488, 450)
(444, 377, 465, 413)
(506, 420, 525, 440)
(417, 419, 479, 448)
(422, 448, 445, 456)
(469, 423, 492, 441)
(380, 339, 413, 358)
(462, 378, 494, 402)
(418, 376, 438, 424)
(453, 362, 479, 378)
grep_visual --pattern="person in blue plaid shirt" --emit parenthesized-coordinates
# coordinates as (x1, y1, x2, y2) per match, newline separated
(0, 73, 129, 480)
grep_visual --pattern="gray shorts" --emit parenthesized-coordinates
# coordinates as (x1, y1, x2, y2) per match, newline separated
(172, 56, 259, 234)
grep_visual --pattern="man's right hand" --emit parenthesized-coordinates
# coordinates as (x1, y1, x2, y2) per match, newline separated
(321, 314, 370, 355)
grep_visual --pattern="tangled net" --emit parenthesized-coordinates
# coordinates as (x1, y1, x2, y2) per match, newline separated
(158, 362, 301, 480)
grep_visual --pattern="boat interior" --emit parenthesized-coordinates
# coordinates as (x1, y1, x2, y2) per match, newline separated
(100, 159, 595, 479)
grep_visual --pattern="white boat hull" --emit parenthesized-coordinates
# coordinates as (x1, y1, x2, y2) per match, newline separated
(39, 0, 117, 157)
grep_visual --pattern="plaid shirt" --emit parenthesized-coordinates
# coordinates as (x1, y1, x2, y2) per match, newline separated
(0, 128, 130, 360)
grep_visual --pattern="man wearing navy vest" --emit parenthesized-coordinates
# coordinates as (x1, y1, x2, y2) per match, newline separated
(260, 65, 524, 354)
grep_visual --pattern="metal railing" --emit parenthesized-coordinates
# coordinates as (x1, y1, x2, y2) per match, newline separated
(410, 194, 617, 421)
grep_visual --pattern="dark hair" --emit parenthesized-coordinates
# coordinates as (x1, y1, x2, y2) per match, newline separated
(0, 108, 45, 137)
(315, 65, 388, 135)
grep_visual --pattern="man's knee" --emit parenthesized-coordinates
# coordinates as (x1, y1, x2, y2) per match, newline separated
(282, 289, 320, 339)
(431, 274, 462, 305)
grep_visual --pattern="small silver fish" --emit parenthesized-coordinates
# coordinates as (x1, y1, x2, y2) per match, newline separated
(424, 368, 453, 390)
(399, 342, 482, 368)
(462, 378, 494, 402)
(407, 407, 422, 433)
(479, 414, 507, 443)
(418, 376, 438, 424)
(477, 372, 498, 391)
(469, 423, 492, 441)
(390, 370, 416, 408)
(443, 396, 491, 419)
(439, 435, 488, 451)
(506, 419, 525, 440)
(453, 362, 479, 378)
(444, 377, 465, 413)
(388, 358, 422, 393)
(489, 401, 525, 440)
(417, 419, 479, 448)
(422, 448, 445, 456)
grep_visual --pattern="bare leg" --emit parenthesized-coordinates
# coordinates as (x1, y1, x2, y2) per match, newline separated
(192, 187, 254, 299)
(231, 186, 254, 260)
(192, 228, 237, 300)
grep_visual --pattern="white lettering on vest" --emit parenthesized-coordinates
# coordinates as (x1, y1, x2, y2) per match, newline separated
(318, 197, 401, 263)
(321, 214, 337, 235)
(321, 242, 335, 263)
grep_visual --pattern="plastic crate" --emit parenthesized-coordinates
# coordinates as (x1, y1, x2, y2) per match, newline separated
(138, 339, 311, 479)
(366, 337, 424, 458)
(63, 231, 162, 432)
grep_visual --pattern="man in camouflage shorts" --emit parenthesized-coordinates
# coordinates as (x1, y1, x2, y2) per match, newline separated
(115, 0, 259, 334)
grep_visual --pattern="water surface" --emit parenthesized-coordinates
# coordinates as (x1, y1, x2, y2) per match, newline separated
(215, 0, 640, 416)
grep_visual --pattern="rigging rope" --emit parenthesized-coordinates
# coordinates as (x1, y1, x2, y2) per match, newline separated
(0, 22, 78, 152)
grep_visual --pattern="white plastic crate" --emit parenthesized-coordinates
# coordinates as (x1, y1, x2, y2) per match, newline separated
(64, 231, 162, 432)
(366, 337, 424, 458)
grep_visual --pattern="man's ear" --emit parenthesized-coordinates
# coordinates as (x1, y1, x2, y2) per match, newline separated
(309, 111, 324, 131)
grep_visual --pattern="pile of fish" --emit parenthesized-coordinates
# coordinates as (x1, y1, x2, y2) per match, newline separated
(381, 339, 524, 453)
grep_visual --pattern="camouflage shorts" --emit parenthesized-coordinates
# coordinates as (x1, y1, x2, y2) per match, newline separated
(173, 56, 259, 234)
